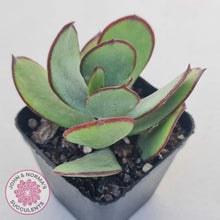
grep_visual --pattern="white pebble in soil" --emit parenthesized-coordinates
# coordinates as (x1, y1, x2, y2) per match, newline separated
(83, 146, 92, 154)
(177, 134, 185, 140)
(28, 118, 38, 129)
(142, 163, 153, 173)
(123, 137, 131, 144)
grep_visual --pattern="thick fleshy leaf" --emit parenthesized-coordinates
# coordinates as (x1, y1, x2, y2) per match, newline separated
(121, 77, 134, 88)
(98, 15, 154, 85)
(129, 67, 205, 135)
(80, 32, 101, 58)
(12, 57, 94, 128)
(80, 39, 136, 87)
(137, 104, 185, 160)
(127, 65, 190, 119)
(86, 85, 140, 118)
(48, 23, 89, 114)
(53, 148, 122, 177)
(64, 117, 135, 149)
(126, 77, 135, 88)
(88, 67, 105, 95)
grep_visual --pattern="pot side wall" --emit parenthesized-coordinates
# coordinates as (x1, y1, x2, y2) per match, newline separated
(15, 77, 195, 220)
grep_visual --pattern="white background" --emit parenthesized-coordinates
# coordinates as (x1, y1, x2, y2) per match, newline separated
(0, 0, 219, 219)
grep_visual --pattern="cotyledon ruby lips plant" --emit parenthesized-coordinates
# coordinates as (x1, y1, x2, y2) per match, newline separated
(12, 15, 205, 177)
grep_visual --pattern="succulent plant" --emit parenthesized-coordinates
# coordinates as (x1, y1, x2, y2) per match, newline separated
(12, 15, 205, 177)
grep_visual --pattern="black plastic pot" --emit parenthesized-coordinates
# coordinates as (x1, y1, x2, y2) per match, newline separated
(15, 78, 195, 220)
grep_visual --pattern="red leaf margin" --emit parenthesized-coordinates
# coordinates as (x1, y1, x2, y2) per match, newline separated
(146, 103, 186, 160)
(85, 84, 141, 109)
(53, 169, 122, 177)
(47, 22, 81, 107)
(80, 39, 137, 82)
(12, 56, 61, 125)
(80, 32, 101, 56)
(87, 66, 105, 94)
(63, 116, 135, 138)
(97, 15, 155, 72)
(136, 65, 191, 120)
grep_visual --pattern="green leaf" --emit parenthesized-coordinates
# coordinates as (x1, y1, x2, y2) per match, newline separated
(127, 65, 190, 119)
(98, 15, 154, 85)
(48, 23, 89, 114)
(64, 117, 135, 149)
(80, 32, 101, 58)
(129, 67, 205, 135)
(80, 39, 136, 87)
(53, 148, 122, 177)
(86, 85, 140, 118)
(12, 57, 95, 128)
(88, 67, 105, 95)
(137, 104, 185, 160)
(121, 77, 134, 88)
